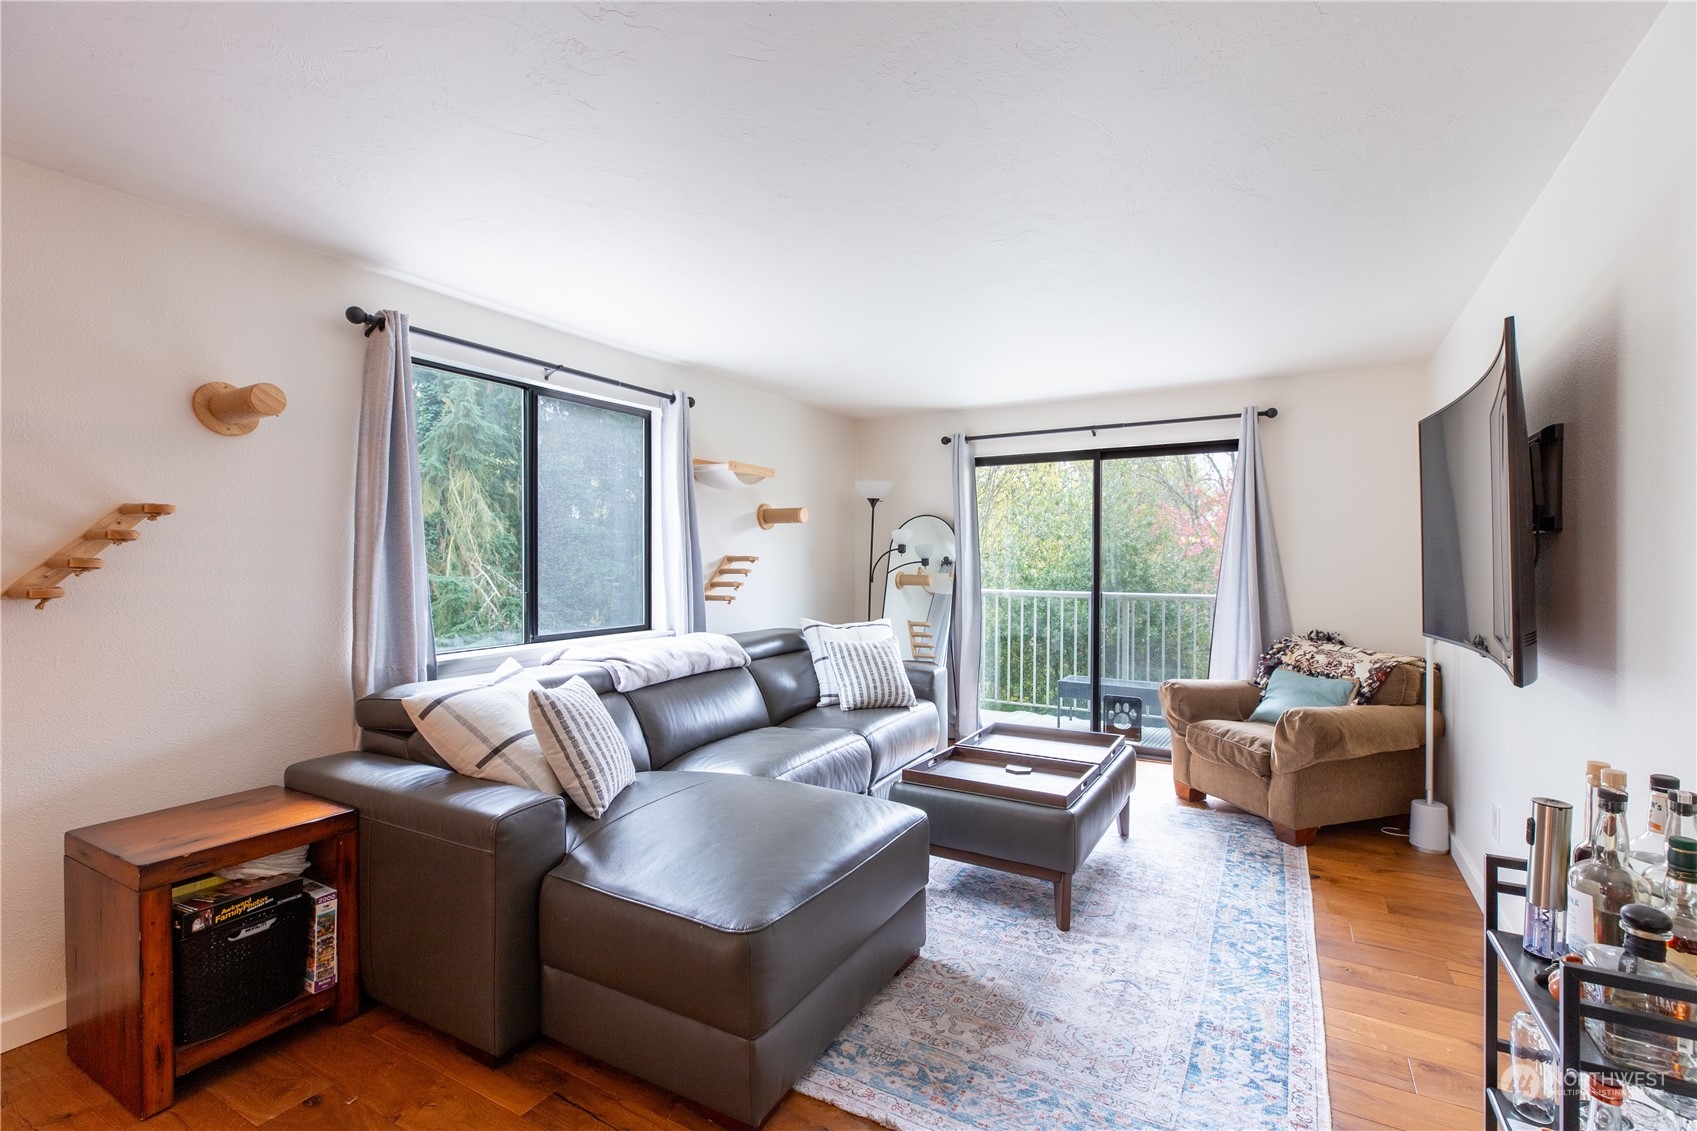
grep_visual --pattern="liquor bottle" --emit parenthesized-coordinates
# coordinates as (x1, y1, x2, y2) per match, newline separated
(1640, 789, 1695, 904)
(1583, 1075, 1627, 1131)
(1600, 770, 1647, 905)
(1630, 774, 1683, 897)
(1579, 904, 1696, 1077)
(1567, 786, 1638, 952)
(1666, 835, 1697, 979)
(1574, 760, 1612, 863)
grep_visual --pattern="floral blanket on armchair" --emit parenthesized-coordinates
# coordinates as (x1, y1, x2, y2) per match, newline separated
(1252, 629, 1424, 705)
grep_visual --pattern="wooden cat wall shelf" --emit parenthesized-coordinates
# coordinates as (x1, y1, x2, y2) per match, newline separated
(4, 503, 175, 609)
(705, 555, 758, 603)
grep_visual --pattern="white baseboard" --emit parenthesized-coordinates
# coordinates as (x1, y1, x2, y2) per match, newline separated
(1449, 832, 1486, 910)
(2, 999, 66, 1053)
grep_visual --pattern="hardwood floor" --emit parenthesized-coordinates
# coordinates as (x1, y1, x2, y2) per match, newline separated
(1304, 817, 1486, 1129)
(5, 762, 1485, 1130)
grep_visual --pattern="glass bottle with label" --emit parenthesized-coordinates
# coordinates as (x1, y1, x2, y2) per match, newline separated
(1640, 789, 1694, 904)
(1567, 786, 1638, 952)
(1630, 774, 1683, 897)
(1666, 836, 1697, 980)
(1584, 1074, 1627, 1131)
(1579, 904, 1696, 1078)
(1574, 761, 1612, 864)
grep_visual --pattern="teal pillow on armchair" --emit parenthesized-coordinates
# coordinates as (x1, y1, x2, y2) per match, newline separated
(1247, 667, 1358, 724)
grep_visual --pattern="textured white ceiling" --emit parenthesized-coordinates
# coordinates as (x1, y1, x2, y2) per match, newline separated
(0, 2, 1659, 414)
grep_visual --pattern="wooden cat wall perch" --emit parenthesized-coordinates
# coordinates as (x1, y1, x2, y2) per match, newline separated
(193, 382, 286, 436)
(692, 459, 774, 490)
(756, 505, 807, 529)
(4, 503, 175, 609)
(705, 555, 758, 603)
(908, 620, 937, 662)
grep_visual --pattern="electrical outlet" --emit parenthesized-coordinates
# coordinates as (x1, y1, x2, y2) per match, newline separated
(1491, 803, 1502, 844)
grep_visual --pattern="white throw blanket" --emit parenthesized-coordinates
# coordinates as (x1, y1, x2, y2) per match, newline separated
(548, 632, 751, 692)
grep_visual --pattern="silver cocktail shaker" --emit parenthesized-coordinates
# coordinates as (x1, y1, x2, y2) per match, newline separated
(1523, 797, 1573, 958)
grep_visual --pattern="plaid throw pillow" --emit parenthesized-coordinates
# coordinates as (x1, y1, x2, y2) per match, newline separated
(403, 659, 563, 794)
(830, 636, 919, 711)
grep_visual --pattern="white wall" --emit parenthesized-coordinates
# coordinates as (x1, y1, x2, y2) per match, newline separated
(0, 159, 857, 1048)
(1427, 5, 1696, 901)
(854, 363, 1432, 657)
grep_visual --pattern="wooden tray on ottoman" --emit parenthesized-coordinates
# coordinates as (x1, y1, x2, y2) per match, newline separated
(901, 723, 1126, 808)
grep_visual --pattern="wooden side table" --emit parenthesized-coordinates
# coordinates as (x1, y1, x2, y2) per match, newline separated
(63, 786, 359, 1118)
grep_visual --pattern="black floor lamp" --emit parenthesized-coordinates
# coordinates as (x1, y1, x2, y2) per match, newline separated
(854, 479, 893, 619)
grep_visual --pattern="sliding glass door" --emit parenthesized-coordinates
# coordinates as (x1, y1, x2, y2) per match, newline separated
(978, 456, 1095, 730)
(1094, 448, 1235, 747)
(977, 442, 1236, 748)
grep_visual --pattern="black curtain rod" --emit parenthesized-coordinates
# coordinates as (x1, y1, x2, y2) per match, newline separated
(344, 307, 690, 406)
(940, 407, 1277, 445)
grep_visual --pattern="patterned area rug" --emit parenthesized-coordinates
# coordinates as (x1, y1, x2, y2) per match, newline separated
(794, 787, 1330, 1130)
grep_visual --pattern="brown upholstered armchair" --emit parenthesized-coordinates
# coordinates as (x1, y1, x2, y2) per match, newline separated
(1159, 659, 1442, 846)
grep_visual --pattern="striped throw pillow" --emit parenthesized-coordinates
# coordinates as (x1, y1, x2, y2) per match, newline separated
(801, 618, 896, 707)
(830, 636, 919, 711)
(402, 659, 563, 795)
(528, 679, 636, 819)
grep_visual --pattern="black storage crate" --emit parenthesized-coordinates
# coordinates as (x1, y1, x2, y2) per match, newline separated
(173, 890, 310, 1045)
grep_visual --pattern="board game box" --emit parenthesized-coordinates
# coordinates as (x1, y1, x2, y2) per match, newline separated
(172, 873, 304, 941)
(300, 878, 338, 994)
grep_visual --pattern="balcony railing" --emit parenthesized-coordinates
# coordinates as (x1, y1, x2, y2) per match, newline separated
(980, 588, 1216, 717)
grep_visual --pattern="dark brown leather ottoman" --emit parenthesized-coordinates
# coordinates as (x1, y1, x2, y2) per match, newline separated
(537, 772, 928, 1126)
(888, 746, 1136, 930)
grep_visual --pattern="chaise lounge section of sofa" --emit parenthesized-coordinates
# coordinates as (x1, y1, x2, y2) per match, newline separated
(284, 628, 943, 1125)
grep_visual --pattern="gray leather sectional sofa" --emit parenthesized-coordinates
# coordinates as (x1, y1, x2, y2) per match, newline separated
(284, 628, 944, 1126)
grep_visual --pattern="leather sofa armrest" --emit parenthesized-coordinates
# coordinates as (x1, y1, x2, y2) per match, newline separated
(902, 661, 939, 702)
(1271, 705, 1445, 775)
(1159, 680, 1262, 736)
(904, 661, 948, 753)
(284, 752, 566, 1057)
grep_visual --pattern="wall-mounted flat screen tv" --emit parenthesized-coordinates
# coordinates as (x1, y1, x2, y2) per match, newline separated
(1419, 316, 1538, 686)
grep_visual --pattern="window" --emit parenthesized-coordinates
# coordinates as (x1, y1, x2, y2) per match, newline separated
(413, 361, 650, 654)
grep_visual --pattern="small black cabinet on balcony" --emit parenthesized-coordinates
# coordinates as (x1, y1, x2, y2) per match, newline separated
(1484, 854, 1697, 1131)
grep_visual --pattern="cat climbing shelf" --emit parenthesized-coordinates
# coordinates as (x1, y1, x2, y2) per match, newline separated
(705, 555, 758, 603)
(5, 503, 176, 609)
(908, 620, 937, 662)
(692, 460, 775, 490)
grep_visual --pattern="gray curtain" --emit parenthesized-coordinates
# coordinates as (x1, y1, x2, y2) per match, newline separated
(947, 433, 981, 738)
(1208, 406, 1292, 680)
(658, 389, 706, 633)
(352, 310, 434, 699)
